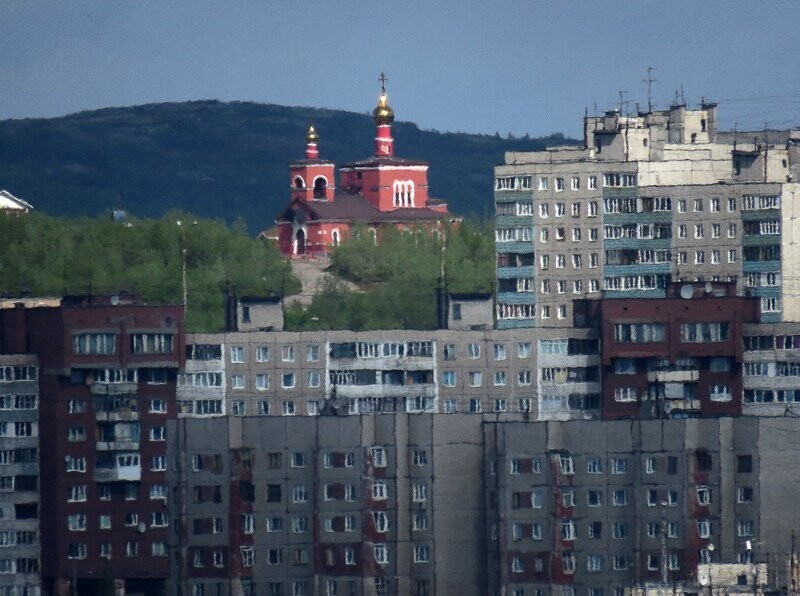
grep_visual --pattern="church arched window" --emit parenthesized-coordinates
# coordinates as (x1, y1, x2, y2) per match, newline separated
(313, 176, 328, 199)
(293, 176, 306, 190)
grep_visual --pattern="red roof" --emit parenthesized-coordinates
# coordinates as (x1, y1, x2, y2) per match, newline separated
(275, 193, 456, 226)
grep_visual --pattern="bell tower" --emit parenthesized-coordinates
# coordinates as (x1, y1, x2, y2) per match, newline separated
(289, 126, 335, 202)
(373, 72, 395, 157)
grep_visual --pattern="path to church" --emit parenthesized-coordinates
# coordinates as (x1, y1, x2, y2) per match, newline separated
(289, 259, 359, 305)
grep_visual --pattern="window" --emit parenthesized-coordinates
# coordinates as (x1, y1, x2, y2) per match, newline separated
(587, 458, 603, 474)
(587, 554, 603, 572)
(695, 224, 704, 239)
(737, 487, 754, 503)
(539, 203, 549, 218)
(68, 542, 88, 560)
(281, 373, 295, 389)
(468, 371, 482, 387)
(72, 333, 115, 355)
(555, 177, 565, 192)
(493, 371, 506, 386)
(561, 519, 576, 541)
(292, 516, 308, 533)
(443, 344, 455, 360)
(613, 489, 628, 506)
(413, 545, 429, 563)
(372, 481, 387, 501)
(587, 490, 603, 507)
(728, 197, 736, 212)
(231, 374, 245, 390)
(373, 543, 388, 565)
(571, 177, 580, 191)
(493, 343, 507, 360)
(697, 519, 712, 538)
(302, 371, 320, 389)
(539, 177, 548, 191)
(737, 520, 754, 537)
(467, 343, 481, 359)
(256, 346, 270, 362)
(230, 346, 245, 363)
(694, 198, 704, 212)
(572, 227, 581, 241)
(149, 426, 166, 441)
(281, 345, 295, 362)
(469, 398, 481, 413)
(697, 486, 711, 505)
(442, 371, 455, 387)
(292, 485, 308, 503)
(612, 522, 628, 539)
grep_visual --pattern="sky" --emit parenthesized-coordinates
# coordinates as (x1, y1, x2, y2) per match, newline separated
(2, 0, 800, 138)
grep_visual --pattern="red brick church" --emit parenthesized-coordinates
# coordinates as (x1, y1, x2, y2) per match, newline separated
(273, 77, 458, 258)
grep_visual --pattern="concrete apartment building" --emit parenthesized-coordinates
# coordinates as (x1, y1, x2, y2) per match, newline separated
(0, 296, 184, 596)
(484, 417, 800, 596)
(494, 103, 800, 330)
(0, 352, 40, 596)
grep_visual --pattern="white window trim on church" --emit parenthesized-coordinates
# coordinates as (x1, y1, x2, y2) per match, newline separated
(292, 223, 308, 255)
(393, 180, 415, 207)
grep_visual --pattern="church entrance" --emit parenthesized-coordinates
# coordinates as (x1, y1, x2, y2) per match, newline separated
(295, 229, 306, 255)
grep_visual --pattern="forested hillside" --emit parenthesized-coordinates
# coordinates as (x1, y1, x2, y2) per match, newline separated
(0, 212, 298, 331)
(0, 101, 572, 232)
(286, 222, 495, 331)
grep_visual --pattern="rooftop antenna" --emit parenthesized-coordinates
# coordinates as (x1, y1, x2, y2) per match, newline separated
(643, 66, 657, 112)
(618, 90, 628, 115)
(680, 85, 686, 105)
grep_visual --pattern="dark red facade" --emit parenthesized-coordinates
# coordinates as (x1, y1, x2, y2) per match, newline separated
(600, 283, 759, 420)
(1, 295, 184, 594)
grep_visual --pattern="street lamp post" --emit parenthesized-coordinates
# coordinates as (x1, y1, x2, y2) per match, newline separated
(176, 221, 197, 307)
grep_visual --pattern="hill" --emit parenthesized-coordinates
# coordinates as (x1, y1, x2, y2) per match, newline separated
(0, 101, 574, 232)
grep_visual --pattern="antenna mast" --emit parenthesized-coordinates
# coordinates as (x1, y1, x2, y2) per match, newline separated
(643, 66, 657, 112)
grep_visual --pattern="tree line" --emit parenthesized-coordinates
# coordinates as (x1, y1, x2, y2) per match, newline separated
(0, 212, 298, 332)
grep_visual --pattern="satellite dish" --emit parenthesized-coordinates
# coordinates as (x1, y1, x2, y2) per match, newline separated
(707, 543, 715, 551)
(680, 284, 694, 299)
(137, 522, 146, 534)
(699, 576, 709, 586)
(110, 295, 120, 306)
(746, 540, 753, 551)
(664, 402, 673, 414)
(705, 282, 713, 293)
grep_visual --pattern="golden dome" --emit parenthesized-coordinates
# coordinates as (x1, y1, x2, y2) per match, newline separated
(372, 92, 395, 125)
(305, 125, 319, 143)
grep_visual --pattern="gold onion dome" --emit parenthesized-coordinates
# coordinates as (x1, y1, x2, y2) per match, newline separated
(372, 92, 395, 125)
(305, 126, 319, 143)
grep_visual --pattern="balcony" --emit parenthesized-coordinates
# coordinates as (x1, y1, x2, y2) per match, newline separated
(95, 440, 140, 451)
(647, 370, 699, 383)
(91, 382, 138, 395)
(94, 452, 141, 482)
(95, 410, 139, 422)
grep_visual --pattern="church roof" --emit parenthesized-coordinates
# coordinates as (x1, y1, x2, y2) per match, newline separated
(276, 192, 454, 225)
(340, 156, 428, 169)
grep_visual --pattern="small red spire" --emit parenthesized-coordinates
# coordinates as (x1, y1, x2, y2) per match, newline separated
(305, 126, 319, 159)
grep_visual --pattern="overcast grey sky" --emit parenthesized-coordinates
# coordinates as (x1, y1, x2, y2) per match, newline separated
(2, 0, 799, 137)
